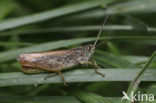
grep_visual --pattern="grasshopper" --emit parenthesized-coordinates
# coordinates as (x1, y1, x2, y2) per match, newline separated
(17, 16, 108, 86)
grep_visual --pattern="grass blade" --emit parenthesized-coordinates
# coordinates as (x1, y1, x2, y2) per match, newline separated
(122, 51, 156, 103)
(73, 90, 113, 103)
(0, 42, 34, 47)
(1, 25, 156, 36)
(122, 55, 148, 64)
(105, 0, 156, 14)
(95, 50, 137, 68)
(0, 0, 16, 20)
(0, 69, 156, 87)
(0, 96, 81, 103)
(0, 0, 113, 31)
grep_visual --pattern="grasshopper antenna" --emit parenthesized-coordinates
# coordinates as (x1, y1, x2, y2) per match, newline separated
(95, 38, 112, 48)
(93, 16, 109, 49)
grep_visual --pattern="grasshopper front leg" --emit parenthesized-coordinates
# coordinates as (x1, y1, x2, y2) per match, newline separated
(92, 60, 105, 77)
(82, 60, 105, 77)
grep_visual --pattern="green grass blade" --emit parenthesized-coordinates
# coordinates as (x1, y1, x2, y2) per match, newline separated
(95, 50, 137, 68)
(73, 90, 113, 103)
(1, 25, 156, 37)
(0, 69, 156, 87)
(105, 0, 156, 14)
(0, 96, 81, 103)
(68, 0, 156, 20)
(122, 51, 156, 103)
(0, 0, 113, 31)
(0, 0, 16, 20)
(122, 55, 148, 64)
(140, 100, 156, 103)
(147, 84, 156, 96)
(106, 42, 120, 55)
(0, 42, 34, 47)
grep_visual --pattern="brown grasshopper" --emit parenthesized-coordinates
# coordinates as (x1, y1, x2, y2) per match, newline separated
(17, 16, 108, 86)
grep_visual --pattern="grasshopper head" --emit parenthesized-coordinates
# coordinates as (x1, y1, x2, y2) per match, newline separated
(83, 44, 94, 58)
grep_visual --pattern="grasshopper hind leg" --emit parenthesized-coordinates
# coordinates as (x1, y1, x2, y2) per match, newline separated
(44, 73, 57, 80)
(21, 66, 47, 74)
(44, 71, 67, 86)
(58, 71, 67, 86)
(22, 64, 67, 86)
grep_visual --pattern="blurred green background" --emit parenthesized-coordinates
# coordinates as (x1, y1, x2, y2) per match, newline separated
(0, 0, 156, 103)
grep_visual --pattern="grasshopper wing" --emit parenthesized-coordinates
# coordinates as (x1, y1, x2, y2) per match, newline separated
(18, 50, 78, 72)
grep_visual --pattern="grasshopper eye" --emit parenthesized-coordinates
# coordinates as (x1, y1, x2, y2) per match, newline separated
(84, 44, 94, 52)
(85, 47, 90, 51)
(87, 47, 90, 50)
(87, 45, 93, 50)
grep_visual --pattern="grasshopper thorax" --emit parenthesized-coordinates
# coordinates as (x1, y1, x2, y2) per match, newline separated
(74, 44, 94, 64)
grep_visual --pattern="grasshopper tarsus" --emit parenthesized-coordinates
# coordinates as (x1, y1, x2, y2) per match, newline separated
(92, 60, 105, 77)
(94, 68, 105, 77)
(58, 71, 68, 86)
